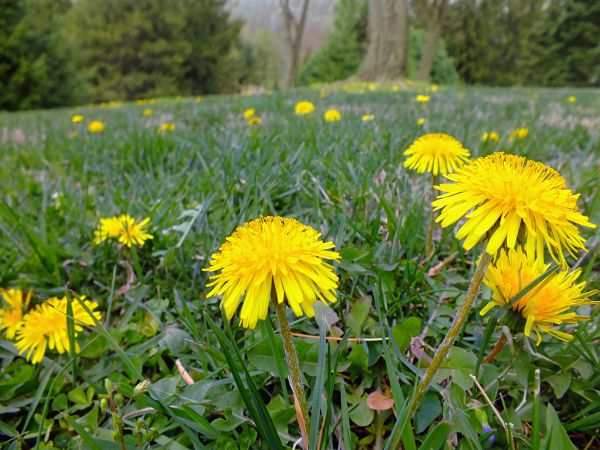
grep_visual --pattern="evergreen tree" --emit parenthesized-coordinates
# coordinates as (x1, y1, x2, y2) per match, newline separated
(299, 0, 367, 85)
(0, 0, 81, 110)
(65, 0, 242, 101)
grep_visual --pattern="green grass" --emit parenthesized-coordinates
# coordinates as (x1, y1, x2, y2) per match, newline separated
(0, 84, 599, 449)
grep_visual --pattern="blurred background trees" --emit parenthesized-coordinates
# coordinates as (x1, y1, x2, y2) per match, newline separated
(1, 0, 599, 110)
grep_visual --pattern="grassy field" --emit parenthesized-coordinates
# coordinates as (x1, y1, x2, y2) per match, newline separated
(0, 84, 599, 449)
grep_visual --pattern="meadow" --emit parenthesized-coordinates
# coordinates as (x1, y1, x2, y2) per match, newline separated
(0, 84, 599, 449)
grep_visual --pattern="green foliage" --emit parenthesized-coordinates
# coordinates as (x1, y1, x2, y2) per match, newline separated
(444, 0, 600, 87)
(300, 0, 458, 86)
(0, 0, 81, 110)
(407, 28, 459, 84)
(299, 0, 368, 86)
(64, 0, 242, 101)
(0, 85, 598, 448)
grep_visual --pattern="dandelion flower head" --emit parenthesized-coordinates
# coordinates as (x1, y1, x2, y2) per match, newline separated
(93, 216, 123, 245)
(324, 109, 341, 122)
(362, 114, 375, 122)
(482, 247, 597, 344)
(403, 133, 470, 176)
(509, 127, 529, 140)
(417, 117, 426, 126)
(482, 131, 500, 143)
(415, 95, 430, 103)
(159, 122, 176, 132)
(88, 121, 105, 133)
(295, 101, 315, 116)
(248, 117, 262, 126)
(0, 289, 32, 339)
(433, 152, 596, 266)
(204, 216, 340, 329)
(243, 108, 255, 119)
(567, 96, 577, 103)
(15, 295, 101, 364)
(143, 108, 154, 116)
(72, 114, 84, 123)
(117, 215, 153, 248)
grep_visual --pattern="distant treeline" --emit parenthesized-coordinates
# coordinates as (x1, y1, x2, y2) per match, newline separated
(1, 0, 598, 111)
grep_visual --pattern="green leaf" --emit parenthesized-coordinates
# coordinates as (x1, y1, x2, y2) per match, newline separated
(239, 427, 258, 450)
(347, 297, 372, 336)
(349, 388, 374, 427)
(392, 317, 422, 352)
(546, 372, 571, 399)
(542, 404, 577, 450)
(418, 421, 451, 450)
(415, 393, 442, 434)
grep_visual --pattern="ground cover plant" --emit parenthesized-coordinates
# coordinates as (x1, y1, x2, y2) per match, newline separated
(0, 83, 599, 449)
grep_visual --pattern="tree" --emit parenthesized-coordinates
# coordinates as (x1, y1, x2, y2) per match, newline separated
(279, 0, 311, 88)
(0, 0, 81, 110)
(299, 0, 367, 85)
(416, 0, 448, 82)
(358, 0, 409, 80)
(65, 0, 242, 101)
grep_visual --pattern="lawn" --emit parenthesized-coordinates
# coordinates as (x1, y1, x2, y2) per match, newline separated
(0, 84, 599, 449)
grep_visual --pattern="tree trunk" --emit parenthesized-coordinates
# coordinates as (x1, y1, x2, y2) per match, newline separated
(416, 0, 448, 82)
(358, 0, 409, 80)
(280, 0, 310, 88)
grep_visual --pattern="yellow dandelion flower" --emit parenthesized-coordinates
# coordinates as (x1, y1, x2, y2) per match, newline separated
(243, 108, 255, 119)
(195, 96, 202, 103)
(15, 295, 101, 364)
(93, 216, 123, 245)
(403, 133, 471, 176)
(431, 84, 439, 93)
(567, 96, 577, 103)
(481, 247, 597, 344)
(391, 85, 400, 92)
(509, 127, 529, 140)
(417, 117, 426, 126)
(482, 131, 500, 143)
(204, 216, 340, 329)
(0, 289, 32, 339)
(295, 101, 315, 116)
(324, 109, 341, 122)
(362, 114, 375, 122)
(143, 108, 153, 116)
(117, 215, 153, 248)
(415, 95, 430, 103)
(88, 121, 105, 133)
(72, 114, 84, 123)
(433, 152, 596, 266)
(247, 117, 262, 126)
(159, 122, 176, 132)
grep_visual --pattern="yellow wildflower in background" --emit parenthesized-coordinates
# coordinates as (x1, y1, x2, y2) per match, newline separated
(415, 95, 430, 103)
(567, 96, 577, 103)
(117, 215, 153, 248)
(243, 108, 255, 119)
(143, 108, 154, 117)
(433, 152, 596, 265)
(195, 96, 202, 103)
(159, 122, 176, 132)
(509, 127, 529, 140)
(482, 247, 597, 344)
(403, 133, 470, 176)
(417, 118, 426, 126)
(88, 121, 105, 133)
(15, 295, 101, 364)
(324, 109, 341, 122)
(431, 84, 439, 93)
(72, 115, 84, 124)
(0, 289, 32, 339)
(248, 117, 262, 126)
(362, 114, 375, 122)
(204, 216, 340, 329)
(93, 217, 123, 244)
(482, 131, 500, 143)
(295, 101, 315, 115)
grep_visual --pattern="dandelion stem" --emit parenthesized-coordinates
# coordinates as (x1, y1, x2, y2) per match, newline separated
(426, 174, 438, 257)
(408, 251, 491, 419)
(483, 333, 507, 364)
(274, 300, 310, 447)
